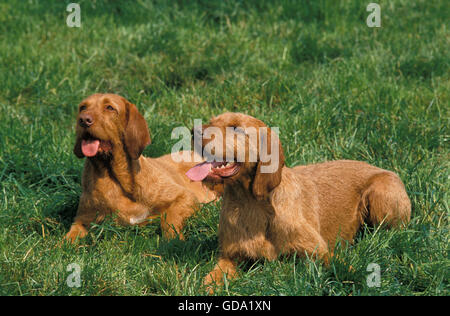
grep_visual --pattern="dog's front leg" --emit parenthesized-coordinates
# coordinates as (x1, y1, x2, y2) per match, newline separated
(203, 256, 238, 294)
(64, 199, 97, 243)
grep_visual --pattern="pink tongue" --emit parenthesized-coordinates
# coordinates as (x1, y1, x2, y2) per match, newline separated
(186, 162, 212, 181)
(81, 139, 100, 157)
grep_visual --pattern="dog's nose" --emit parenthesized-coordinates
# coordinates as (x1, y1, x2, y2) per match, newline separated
(79, 114, 94, 128)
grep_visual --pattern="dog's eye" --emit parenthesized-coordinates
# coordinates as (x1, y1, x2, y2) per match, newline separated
(105, 105, 115, 111)
(79, 105, 87, 112)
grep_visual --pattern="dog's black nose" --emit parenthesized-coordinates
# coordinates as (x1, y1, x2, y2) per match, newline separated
(79, 114, 94, 128)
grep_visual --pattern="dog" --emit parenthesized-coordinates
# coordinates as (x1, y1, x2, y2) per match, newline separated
(65, 93, 219, 242)
(185, 112, 411, 289)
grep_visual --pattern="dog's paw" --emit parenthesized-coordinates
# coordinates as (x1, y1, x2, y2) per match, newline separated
(203, 273, 218, 295)
(64, 224, 88, 244)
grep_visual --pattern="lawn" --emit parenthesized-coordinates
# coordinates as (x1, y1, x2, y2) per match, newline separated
(0, 0, 448, 296)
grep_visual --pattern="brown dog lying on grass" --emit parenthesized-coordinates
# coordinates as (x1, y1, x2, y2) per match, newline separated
(65, 93, 219, 242)
(185, 112, 411, 290)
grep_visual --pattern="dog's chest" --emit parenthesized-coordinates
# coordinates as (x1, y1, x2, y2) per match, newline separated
(82, 164, 121, 201)
(85, 174, 121, 206)
(220, 198, 277, 260)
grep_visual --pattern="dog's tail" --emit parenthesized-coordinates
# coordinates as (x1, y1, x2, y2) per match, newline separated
(359, 172, 411, 228)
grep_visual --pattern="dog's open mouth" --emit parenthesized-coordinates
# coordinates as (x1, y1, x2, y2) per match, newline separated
(186, 161, 241, 181)
(81, 135, 112, 157)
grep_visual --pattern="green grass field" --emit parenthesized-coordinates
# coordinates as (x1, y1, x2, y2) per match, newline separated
(0, 0, 448, 296)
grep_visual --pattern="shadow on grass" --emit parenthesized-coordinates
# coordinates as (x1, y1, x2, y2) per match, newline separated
(157, 232, 218, 263)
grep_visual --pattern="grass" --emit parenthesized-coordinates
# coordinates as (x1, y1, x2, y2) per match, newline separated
(0, 0, 448, 296)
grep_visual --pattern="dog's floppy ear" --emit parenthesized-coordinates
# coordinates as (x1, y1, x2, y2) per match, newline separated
(123, 100, 151, 160)
(73, 137, 84, 158)
(252, 128, 285, 200)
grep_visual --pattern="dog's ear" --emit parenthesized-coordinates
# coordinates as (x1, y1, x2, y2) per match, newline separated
(123, 100, 151, 160)
(252, 128, 285, 200)
(73, 137, 84, 158)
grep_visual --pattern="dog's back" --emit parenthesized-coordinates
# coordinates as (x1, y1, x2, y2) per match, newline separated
(292, 160, 411, 247)
(148, 151, 220, 204)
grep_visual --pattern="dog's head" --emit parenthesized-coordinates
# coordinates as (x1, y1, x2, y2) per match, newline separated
(73, 93, 151, 160)
(186, 112, 285, 200)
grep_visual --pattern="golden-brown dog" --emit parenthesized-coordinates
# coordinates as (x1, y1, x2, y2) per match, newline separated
(185, 112, 411, 289)
(65, 93, 219, 242)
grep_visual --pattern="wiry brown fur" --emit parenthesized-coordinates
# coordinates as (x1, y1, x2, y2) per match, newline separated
(65, 93, 219, 242)
(199, 113, 411, 290)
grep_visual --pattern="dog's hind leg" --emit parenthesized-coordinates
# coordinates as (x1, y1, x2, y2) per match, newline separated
(360, 172, 411, 228)
(160, 194, 198, 240)
(290, 224, 331, 266)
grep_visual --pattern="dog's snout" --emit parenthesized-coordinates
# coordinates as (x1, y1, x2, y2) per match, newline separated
(79, 113, 94, 128)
